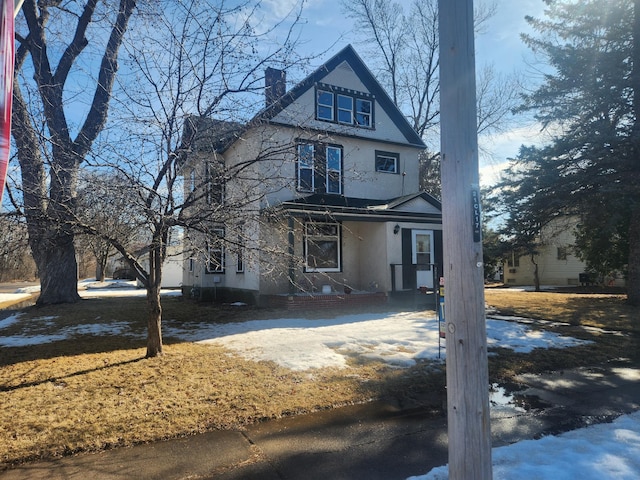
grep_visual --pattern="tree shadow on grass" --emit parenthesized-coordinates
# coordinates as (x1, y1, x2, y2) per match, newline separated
(0, 354, 146, 392)
(0, 334, 147, 367)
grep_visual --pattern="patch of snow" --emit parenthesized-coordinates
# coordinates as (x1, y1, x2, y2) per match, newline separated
(162, 312, 591, 371)
(0, 313, 21, 329)
(0, 293, 33, 302)
(0, 321, 136, 347)
(409, 411, 640, 480)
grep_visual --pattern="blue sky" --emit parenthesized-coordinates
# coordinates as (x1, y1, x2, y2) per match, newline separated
(261, 0, 551, 186)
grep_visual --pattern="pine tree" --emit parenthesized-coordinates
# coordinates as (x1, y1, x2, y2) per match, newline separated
(513, 0, 640, 304)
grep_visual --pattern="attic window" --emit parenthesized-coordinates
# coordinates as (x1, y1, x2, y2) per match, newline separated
(315, 84, 374, 129)
(337, 94, 353, 124)
(355, 98, 372, 127)
(317, 90, 334, 121)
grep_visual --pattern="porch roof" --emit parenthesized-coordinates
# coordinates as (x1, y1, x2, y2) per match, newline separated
(270, 193, 442, 224)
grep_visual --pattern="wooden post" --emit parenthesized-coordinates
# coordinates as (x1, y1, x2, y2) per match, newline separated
(438, 0, 492, 479)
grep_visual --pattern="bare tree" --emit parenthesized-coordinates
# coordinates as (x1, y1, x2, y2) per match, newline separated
(0, 214, 35, 281)
(342, 0, 518, 194)
(11, 0, 137, 304)
(77, 0, 311, 357)
(76, 172, 143, 281)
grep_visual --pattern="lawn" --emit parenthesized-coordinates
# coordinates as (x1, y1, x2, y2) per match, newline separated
(0, 288, 637, 467)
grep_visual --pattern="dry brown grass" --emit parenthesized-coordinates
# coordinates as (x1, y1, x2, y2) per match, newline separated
(0, 296, 436, 467)
(484, 288, 638, 331)
(485, 287, 640, 382)
(0, 288, 637, 466)
(0, 343, 400, 465)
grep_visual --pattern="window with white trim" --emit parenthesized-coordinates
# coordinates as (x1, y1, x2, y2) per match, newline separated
(206, 228, 225, 273)
(355, 98, 372, 127)
(375, 150, 399, 174)
(315, 84, 373, 128)
(206, 162, 224, 205)
(326, 146, 342, 194)
(297, 141, 343, 194)
(337, 94, 353, 124)
(317, 90, 334, 121)
(305, 222, 341, 272)
(297, 143, 315, 192)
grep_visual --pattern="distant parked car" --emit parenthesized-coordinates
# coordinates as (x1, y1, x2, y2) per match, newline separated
(112, 268, 135, 280)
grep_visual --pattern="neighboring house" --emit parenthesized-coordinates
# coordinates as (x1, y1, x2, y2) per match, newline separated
(136, 245, 184, 289)
(503, 217, 587, 286)
(181, 45, 443, 306)
(108, 244, 183, 289)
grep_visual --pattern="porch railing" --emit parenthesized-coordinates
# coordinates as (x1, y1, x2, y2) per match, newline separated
(389, 263, 438, 293)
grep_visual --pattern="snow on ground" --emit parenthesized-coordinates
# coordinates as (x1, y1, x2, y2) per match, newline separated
(170, 313, 591, 371)
(0, 292, 32, 304)
(409, 410, 640, 480)
(1, 279, 182, 302)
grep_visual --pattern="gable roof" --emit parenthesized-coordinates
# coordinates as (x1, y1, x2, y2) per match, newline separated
(258, 45, 425, 148)
(183, 45, 426, 156)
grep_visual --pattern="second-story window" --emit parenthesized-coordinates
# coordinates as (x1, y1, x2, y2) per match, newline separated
(189, 169, 197, 192)
(297, 144, 315, 192)
(297, 141, 343, 195)
(375, 150, 399, 174)
(326, 146, 342, 194)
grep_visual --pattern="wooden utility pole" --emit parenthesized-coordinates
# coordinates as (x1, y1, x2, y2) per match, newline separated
(438, 0, 492, 478)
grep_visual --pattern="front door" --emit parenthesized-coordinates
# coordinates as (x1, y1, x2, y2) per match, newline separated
(412, 230, 434, 289)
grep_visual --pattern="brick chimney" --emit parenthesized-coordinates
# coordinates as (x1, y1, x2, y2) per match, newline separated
(265, 67, 286, 107)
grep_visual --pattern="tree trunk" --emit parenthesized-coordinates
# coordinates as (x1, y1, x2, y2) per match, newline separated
(146, 284, 163, 357)
(96, 262, 105, 282)
(96, 251, 108, 282)
(145, 241, 164, 357)
(531, 254, 540, 292)
(627, 206, 640, 306)
(33, 230, 81, 305)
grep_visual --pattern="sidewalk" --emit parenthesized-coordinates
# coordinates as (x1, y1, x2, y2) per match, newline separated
(2, 364, 639, 480)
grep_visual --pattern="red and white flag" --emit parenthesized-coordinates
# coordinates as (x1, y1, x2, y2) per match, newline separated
(0, 0, 14, 205)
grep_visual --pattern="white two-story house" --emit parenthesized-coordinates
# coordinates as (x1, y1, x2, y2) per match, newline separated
(181, 45, 443, 307)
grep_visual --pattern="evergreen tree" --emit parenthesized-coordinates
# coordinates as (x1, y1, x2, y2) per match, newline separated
(514, 0, 640, 304)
